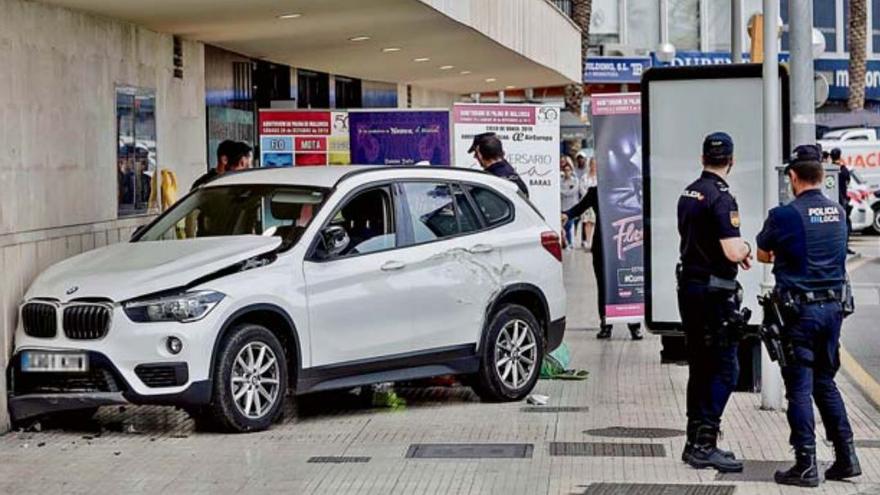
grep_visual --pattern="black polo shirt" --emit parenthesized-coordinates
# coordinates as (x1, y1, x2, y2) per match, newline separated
(677, 170, 741, 281)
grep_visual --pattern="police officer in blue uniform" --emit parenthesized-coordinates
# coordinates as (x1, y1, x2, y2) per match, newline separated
(756, 144, 861, 487)
(677, 132, 753, 473)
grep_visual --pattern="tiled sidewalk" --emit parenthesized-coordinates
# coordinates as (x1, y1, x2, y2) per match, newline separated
(0, 251, 878, 494)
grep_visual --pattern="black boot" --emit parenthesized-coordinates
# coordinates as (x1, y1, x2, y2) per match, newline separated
(687, 426, 743, 472)
(628, 323, 643, 340)
(681, 420, 699, 462)
(774, 445, 820, 487)
(825, 441, 861, 481)
(597, 324, 612, 339)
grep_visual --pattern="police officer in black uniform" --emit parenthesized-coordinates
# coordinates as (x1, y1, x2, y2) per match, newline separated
(756, 144, 861, 487)
(468, 132, 529, 197)
(677, 132, 753, 473)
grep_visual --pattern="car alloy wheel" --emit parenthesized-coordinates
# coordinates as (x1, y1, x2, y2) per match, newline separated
(494, 319, 538, 390)
(230, 341, 281, 419)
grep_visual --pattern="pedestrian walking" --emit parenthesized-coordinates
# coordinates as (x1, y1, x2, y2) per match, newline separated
(468, 132, 529, 197)
(562, 175, 643, 340)
(560, 158, 580, 249)
(756, 144, 861, 487)
(676, 132, 753, 473)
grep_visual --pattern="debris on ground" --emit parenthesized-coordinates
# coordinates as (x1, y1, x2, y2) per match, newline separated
(526, 394, 550, 406)
(37, 442, 46, 447)
(371, 383, 407, 410)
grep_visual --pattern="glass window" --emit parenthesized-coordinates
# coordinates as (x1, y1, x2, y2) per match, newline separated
(401, 183, 461, 243)
(327, 187, 396, 256)
(467, 186, 513, 226)
(453, 185, 482, 234)
(116, 86, 157, 217)
(669, 0, 700, 51)
(816, 0, 837, 52)
(136, 185, 326, 250)
(626, 0, 660, 53)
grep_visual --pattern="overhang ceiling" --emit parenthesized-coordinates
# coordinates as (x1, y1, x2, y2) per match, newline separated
(38, 0, 577, 93)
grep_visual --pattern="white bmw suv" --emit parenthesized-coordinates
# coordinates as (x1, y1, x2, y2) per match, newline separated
(9, 166, 566, 432)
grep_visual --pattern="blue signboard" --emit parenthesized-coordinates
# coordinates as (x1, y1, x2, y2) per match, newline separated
(584, 57, 652, 83)
(814, 58, 880, 100)
(650, 51, 880, 101)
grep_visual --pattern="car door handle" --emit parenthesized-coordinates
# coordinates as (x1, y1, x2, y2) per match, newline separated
(468, 244, 494, 254)
(380, 260, 406, 271)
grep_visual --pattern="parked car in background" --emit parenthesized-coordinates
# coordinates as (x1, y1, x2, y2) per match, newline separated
(8, 166, 566, 432)
(819, 128, 880, 188)
(850, 169, 880, 234)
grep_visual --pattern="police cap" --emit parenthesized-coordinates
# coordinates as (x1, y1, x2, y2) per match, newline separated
(702, 132, 734, 160)
(468, 132, 497, 153)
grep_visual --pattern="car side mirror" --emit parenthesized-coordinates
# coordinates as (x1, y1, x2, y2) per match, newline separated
(317, 225, 350, 259)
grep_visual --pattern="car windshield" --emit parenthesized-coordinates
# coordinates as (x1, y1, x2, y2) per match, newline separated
(135, 185, 326, 249)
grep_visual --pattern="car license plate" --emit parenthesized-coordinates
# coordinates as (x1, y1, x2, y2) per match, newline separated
(21, 351, 88, 373)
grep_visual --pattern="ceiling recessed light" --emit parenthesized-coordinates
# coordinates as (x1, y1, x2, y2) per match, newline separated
(485, 78, 497, 83)
(382, 47, 401, 53)
(413, 57, 430, 62)
(439, 65, 454, 70)
(348, 35, 371, 42)
(505, 85, 516, 89)
(459, 70, 472, 75)
(278, 13, 302, 19)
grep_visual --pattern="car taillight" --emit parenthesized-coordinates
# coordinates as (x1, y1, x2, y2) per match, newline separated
(541, 231, 562, 262)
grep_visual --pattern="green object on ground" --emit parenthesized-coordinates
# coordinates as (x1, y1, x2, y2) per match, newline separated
(540, 342, 588, 380)
(372, 389, 407, 409)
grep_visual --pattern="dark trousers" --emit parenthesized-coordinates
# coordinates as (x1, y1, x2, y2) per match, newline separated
(592, 240, 606, 323)
(781, 301, 854, 449)
(678, 281, 740, 429)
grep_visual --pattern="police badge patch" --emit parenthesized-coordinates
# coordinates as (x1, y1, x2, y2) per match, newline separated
(730, 211, 741, 228)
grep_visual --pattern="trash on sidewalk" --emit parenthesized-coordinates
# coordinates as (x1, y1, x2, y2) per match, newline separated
(540, 342, 589, 380)
(526, 394, 550, 406)
(371, 383, 407, 410)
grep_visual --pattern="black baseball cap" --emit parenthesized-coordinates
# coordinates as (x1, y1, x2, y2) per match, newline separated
(468, 132, 497, 153)
(702, 132, 734, 159)
(790, 144, 822, 165)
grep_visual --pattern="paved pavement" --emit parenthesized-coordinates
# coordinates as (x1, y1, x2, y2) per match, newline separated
(2, 249, 880, 494)
(842, 235, 880, 386)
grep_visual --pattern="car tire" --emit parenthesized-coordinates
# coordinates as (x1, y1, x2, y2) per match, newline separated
(870, 207, 880, 235)
(471, 304, 544, 402)
(204, 323, 288, 433)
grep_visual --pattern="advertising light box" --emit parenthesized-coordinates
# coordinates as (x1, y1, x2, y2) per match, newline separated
(642, 64, 790, 331)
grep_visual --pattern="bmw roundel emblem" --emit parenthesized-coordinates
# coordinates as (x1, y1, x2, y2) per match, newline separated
(66, 286, 79, 295)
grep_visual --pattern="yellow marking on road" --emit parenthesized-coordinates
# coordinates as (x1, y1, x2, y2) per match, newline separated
(840, 346, 880, 409)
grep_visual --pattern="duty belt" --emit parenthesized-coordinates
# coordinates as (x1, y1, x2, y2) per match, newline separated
(785, 288, 843, 305)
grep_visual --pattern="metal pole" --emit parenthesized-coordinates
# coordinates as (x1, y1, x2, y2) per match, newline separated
(732, 0, 743, 62)
(761, 0, 784, 411)
(660, 0, 669, 45)
(789, 0, 816, 144)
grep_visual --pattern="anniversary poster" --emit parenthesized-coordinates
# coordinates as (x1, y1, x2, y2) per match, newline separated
(348, 110, 451, 165)
(452, 103, 560, 222)
(590, 93, 644, 321)
(258, 110, 350, 167)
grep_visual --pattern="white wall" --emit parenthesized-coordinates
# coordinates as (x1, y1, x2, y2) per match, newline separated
(0, 0, 207, 431)
(398, 84, 459, 109)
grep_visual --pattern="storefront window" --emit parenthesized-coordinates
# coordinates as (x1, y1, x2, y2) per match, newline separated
(669, 0, 700, 50)
(626, 0, 660, 52)
(116, 86, 157, 217)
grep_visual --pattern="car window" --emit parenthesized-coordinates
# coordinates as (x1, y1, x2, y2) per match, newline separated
(328, 187, 396, 257)
(467, 186, 513, 226)
(453, 184, 481, 234)
(401, 182, 459, 243)
(136, 186, 325, 250)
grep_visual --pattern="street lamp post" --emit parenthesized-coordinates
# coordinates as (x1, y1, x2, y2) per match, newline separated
(732, 0, 743, 63)
(761, 0, 785, 411)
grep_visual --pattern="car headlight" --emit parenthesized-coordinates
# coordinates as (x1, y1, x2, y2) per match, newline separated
(123, 290, 225, 323)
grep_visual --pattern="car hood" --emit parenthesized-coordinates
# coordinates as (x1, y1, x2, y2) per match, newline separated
(27, 236, 282, 302)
